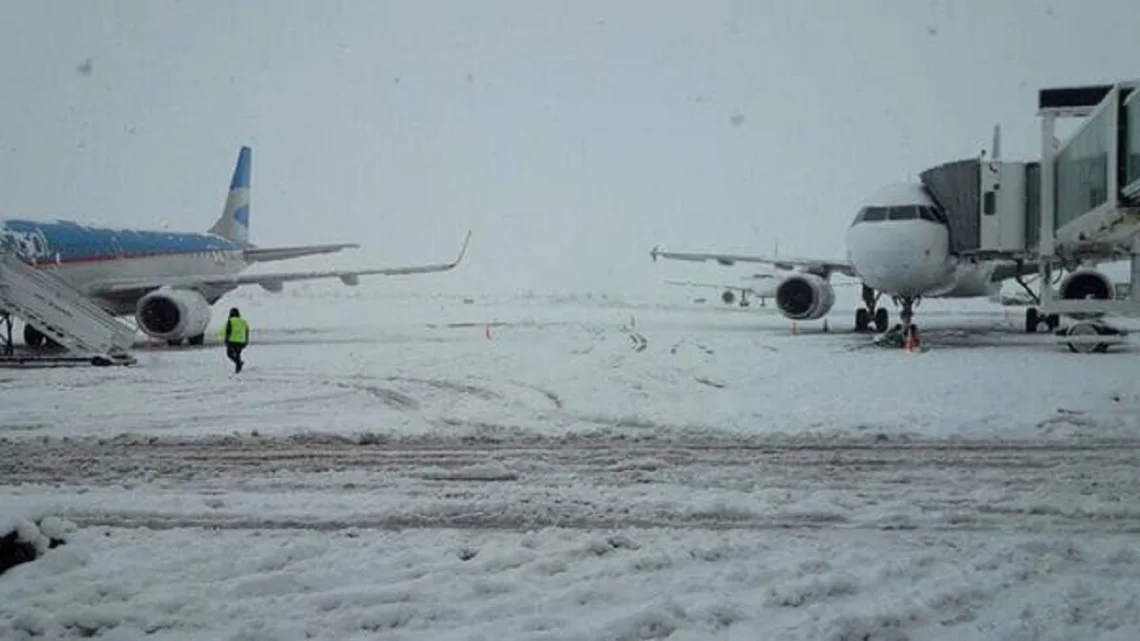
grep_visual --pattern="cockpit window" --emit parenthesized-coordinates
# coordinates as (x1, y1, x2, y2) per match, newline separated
(887, 206, 919, 220)
(854, 204, 948, 226)
(861, 207, 887, 221)
(925, 206, 948, 224)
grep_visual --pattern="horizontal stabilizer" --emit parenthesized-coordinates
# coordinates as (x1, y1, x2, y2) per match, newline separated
(244, 243, 361, 263)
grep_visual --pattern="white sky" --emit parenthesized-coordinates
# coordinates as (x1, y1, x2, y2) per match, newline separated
(2, 0, 1139, 296)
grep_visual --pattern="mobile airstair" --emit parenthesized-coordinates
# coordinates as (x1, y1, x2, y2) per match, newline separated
(0, 252, 136, 366)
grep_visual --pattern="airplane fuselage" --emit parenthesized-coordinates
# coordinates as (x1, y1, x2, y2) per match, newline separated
(1, 219, 248, 314)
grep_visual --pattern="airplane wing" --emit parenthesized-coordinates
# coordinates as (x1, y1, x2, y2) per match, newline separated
(650, 245, 857, 279)
(243, 243, 361, 263)
(92, 231, 471, 296)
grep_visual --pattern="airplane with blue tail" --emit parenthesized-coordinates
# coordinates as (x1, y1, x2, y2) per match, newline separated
(0, 146, 471, 347)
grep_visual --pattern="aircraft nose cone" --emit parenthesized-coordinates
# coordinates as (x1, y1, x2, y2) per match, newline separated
(847, 224, 939, 294)
(866, 247, 922, 278)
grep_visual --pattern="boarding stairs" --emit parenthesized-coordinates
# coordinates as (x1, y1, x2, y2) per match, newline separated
(0, 252, 136, 365)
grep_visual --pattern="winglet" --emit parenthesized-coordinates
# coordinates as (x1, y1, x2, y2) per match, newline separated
(452, 230, 472, 267)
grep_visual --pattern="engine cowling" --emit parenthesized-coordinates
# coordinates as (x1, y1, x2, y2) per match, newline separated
(135, 288, 212, 340)
(1057, 269, 1113, 319)
(775, 274, 836, 321)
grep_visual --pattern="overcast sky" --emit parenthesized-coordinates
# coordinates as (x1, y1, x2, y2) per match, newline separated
(2, 0, 1138, 298)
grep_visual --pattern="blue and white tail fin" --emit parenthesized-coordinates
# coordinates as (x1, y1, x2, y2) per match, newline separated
(208, 146, 252, 244)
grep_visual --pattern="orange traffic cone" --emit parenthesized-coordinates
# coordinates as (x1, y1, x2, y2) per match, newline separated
(905, 329, 919, 352)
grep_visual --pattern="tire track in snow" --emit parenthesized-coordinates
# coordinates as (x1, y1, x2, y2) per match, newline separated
(5, 435, 1140, 535)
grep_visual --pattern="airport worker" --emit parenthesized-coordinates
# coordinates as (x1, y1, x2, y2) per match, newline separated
(877, 323, 905, 348)
(218, 307, 249, 373)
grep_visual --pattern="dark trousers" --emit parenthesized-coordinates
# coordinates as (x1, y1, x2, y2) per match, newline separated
(225, 341, 246, 372)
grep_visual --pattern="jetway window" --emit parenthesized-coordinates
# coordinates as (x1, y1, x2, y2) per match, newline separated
(1124, 90, 1140, 197)
(983, 191, 995, 215)
(1054, 104, 1110, 230)
(1025, 162, 1041, 249)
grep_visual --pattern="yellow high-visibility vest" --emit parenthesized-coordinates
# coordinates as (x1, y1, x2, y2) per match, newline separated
(219, 317, 249, 344)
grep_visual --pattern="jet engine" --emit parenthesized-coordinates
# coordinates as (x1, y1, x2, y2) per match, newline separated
(721, 290, 736, 305)
(135, 288, 212, 343)
(775, 274, 835, 321)
(1057, 269, 1114, 319)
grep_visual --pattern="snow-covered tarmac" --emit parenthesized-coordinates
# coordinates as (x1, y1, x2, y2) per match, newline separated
(3, 288, 1140, 640)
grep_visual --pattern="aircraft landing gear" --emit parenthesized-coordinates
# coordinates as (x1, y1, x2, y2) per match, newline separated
(1, 313, 12, 356)
(1013, 274, 1060, 333)
(1024, 307, 1060, 334)
(722, 289, 751, 308)
(898, 295, 919, 333)
(854, 284, 889, 332)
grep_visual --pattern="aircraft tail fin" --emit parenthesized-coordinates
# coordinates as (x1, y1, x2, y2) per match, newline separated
(208, 146, 252, 243)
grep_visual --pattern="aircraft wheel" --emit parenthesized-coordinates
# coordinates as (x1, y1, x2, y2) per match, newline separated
(187, 334, 205, 346)
(874, 308, 889, 332)
(166, 338, 183, 347)
(1025, 307, 1039, 334)
(855, 308, 869, 332)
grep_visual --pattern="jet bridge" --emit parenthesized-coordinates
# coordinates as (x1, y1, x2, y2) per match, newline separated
(1032, 81, 1140, 351)
(919, 156, 1041, 256)
(917, 118, 1043, 259)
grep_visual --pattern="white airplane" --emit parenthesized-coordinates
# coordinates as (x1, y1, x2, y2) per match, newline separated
(1, 146, 471, 347)
(650, 182, 1052, 333)
(666, 273, 778, 307)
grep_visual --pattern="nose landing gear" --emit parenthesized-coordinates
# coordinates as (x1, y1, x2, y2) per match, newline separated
(897, 295, 919, 333)
(854, 284, 889, 332)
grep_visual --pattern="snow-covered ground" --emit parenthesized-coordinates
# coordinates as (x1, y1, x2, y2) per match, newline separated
(3, 286, 1140, 640)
